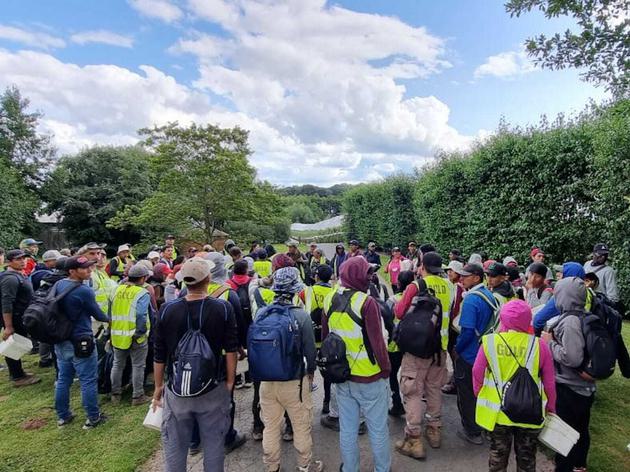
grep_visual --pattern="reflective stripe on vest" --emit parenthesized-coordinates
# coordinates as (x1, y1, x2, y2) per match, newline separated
(110, 284, 149, 349)
(419, 276, 453, 351)
(324, 289, 380, 378)
(475, 331, 546, 431)
(253, 260, 272, 278)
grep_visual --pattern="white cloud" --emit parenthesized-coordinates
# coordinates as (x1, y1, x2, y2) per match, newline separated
(0, 24, 65, 49)
(128, 0, 183, 23)
(70, 30, 134, 48)
(474, 50, 536, 79)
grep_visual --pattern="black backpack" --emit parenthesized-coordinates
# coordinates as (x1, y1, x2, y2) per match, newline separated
(22, 280, 81, 344)
(488, 333, 544, 426)
(233, 280, 253, 325)
(394, 293, 442, 359)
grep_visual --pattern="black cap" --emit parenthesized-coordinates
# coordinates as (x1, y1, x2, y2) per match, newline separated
(528, 262, 548, 278)
(65, 255, 97, 270)
(593, 243, 609, 255)
(165, 234, 175, 239)
(460, 263, 484, 279)
(349, 239, 359, 246)
(392, 246, 401, 252)
(6, 249, 26, 261)
(316, 264, 333, 281)
(485, 262, 508, 277)
(421, 251, 443, 274)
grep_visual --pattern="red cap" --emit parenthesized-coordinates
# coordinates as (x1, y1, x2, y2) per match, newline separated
(530, 248, 544, 258)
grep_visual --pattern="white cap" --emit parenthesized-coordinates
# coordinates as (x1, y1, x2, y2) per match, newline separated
(117, 244, 131, 254)
(148, 251, 160, 260)
(179, 257, 215, 284)
(446, 260, 464, 274)
(42, 250, 62, 262)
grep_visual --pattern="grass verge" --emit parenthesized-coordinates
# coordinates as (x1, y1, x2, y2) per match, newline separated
(0, 355, 160, 472)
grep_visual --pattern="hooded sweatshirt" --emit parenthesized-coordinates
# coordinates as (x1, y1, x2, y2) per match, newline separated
(533, 262, 585, 331)
(548, 277, 596, 395)
(473, 300, 556, 412)
(322, 256, 390, 383)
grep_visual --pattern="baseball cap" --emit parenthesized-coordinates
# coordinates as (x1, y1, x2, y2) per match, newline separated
(485, 262, 508, 277)
(446, 260, 464, 273)
(309, 242, 318, 247)
(421, 251, 443, 274)
(528, 262, 548, 278)
(148, 251, 160, 260)
(593, 243, 609, 255)
(128, 263, 151, 278)
(165, 234, 175, 239)
(117, 244, 131, 253)
(180, 257, 215, 284)
(368, 241, 376, 248)
(349, 239, 359, 246)
(19, 238, 43, 248)
(65, 256, 97, 270)
(408, 241, 417, 246)
(77, 242, 106, 255)
(457, 263, 484, 279)
(392, 246, 401, 252)
(530, 248, 544, 258)
(6, 249, 26, 261)
(502, 256, 518, 267)
(286, 241, 298, 248)
(42, 250, 62, 262)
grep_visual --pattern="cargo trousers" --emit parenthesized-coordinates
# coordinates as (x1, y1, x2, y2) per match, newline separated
(488, 424, 539, 472)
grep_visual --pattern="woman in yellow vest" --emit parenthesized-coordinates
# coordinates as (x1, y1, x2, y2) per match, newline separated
(473, 300, 557, 472)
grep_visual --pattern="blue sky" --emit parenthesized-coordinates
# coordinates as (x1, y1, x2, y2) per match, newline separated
(0, 0, 608, 185)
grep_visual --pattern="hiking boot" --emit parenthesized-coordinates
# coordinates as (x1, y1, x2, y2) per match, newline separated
(110, 394, 121, 405)
(57, 415, 75, 428)
(83, 413, 107, 430)
(322, 400, 329, 415)
(13, 374, 41, 388)
(395, 434, 425, 460)
(297, 460, 325, 472)
(38, 359, 54, 368)
(131, 395, 151, 406)
(320, 415, 340, 431)
(225, 432, 247, 453)
(252, 425, 264, 441)
(426, 425, 441, 448)
(283, 424, 294, 442)
(456, 428, 483, 445)
(388, 402, 405, 417)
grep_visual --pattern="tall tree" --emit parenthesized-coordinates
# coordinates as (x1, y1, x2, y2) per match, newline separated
(506, 0, 629, 95)
(45, 146, 153, 246)
(125, 123, 264, 242)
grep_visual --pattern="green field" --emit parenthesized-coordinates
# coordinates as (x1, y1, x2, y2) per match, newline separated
(0, 356, 160, 472)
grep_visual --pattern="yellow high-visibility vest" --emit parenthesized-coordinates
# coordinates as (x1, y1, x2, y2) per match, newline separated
(419, 276, 453, 351)
(306, 284, 333, 348)
(476, 331, 546, 431)
(324, 288, 380, 378)
(253, 260, 272, 278)
(207, 283, 230, 301)
(110, 284, 149, 349)
(388, 293, 403, 353)
(92, 268, 116, 316)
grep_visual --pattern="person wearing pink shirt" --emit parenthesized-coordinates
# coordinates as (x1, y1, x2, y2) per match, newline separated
(473, 300, 556, 472)
(384, 247, 406, 293)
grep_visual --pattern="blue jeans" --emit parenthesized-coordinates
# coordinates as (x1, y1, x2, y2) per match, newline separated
(54, 340, 100, 421)
(337, 378, 391, 472)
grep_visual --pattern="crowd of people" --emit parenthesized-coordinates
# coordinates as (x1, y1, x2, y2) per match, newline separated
(0, 235, 626, 472)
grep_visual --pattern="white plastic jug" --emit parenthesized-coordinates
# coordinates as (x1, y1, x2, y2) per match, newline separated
(539, 413, 580, 457)
(143, 402, 163, 431)
(0, 334, 33, 360)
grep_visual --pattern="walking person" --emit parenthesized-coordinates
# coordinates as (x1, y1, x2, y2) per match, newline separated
(152, 257, 238, 471)
(0, 249, 40, 387)
(322, 257, 391, 472)
(251, 267, 324, 472)
(109, 264, 152, 406)
(473, 300, 556, 472)
(55, 256, 110, 428)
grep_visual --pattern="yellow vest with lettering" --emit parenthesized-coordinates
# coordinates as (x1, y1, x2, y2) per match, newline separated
(110, 284, 149, 349)
(476, 331, 546, 431)
(420, 276, 453, 351)
(253, 260, 272, 278)
(324, 288, 380, 378)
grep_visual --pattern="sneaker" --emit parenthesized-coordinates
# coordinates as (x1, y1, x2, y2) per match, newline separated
(456, 428, 483, 445)
(225, 433, 247, 454)
(283, 425, 294, 442)
(322, 401, 330, 415)
(13, 374, 41, 388)
(57, 415, 75, 427)
(110, 394, 121, 405)
(234, 376, 245, 390)
(131, 395, 151, 406)
(297, 460, 325, 472)
(38, 359, 54, 368)
(242, 381, 253, 389)
(189, 445, 201, 456)
(441, 382, 457, 395)
(320, 415, 340, 432)
(252, 426, 264, 441)
(83, 413, 107, 430)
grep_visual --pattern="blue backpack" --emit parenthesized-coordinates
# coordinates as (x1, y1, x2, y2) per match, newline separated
(169, 298, 220, 397)
(248, 303, 303, 382)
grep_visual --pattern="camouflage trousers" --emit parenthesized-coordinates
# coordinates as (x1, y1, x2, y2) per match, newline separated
(488, 424, 539, 472)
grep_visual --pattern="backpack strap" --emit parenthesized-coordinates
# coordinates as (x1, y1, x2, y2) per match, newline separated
(334, 290, 377, 366)
(210, 284, 230, 299)
(254, 288, 266, 308)
(50, 280, 82, 302)
(468, 290, 500, 337)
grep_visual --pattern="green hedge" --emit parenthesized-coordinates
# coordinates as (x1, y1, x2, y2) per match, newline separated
(343, 100, 630, 307)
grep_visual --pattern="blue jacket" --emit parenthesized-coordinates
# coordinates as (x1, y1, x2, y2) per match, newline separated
(57, 279, 109, 340)
(533, 262, 585, 330)
(455, 285, 495, 364)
